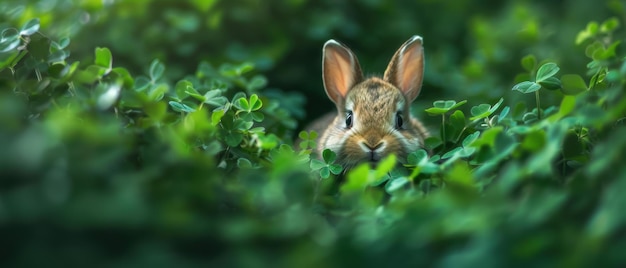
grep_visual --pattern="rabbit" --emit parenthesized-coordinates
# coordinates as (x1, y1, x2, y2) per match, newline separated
(307, 35, 430, 170)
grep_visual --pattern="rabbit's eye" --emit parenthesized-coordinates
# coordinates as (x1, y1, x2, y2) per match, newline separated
(345, 111, 353, 128)
(395, 112, 404, 129)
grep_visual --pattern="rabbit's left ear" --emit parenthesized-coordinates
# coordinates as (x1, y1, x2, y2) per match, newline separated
(383, 35, 424, 102)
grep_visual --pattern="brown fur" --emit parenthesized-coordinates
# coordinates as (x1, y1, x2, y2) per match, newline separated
(307, 36, 430, 169)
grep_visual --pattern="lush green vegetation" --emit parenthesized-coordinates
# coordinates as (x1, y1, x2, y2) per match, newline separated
(1, 0, 625, 267)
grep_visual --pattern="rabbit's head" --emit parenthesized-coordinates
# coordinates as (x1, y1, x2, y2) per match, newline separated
(317, 36, 429, 169)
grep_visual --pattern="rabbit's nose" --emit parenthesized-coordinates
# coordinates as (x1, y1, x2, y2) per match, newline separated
(360, 141, 385, 162)
(359, 140, 385, 153)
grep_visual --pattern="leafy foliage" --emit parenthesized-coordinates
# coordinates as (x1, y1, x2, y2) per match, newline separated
(2, 1, 626, 267)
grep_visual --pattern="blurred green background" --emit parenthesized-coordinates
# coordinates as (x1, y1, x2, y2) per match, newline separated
(1, 0, 616, 128)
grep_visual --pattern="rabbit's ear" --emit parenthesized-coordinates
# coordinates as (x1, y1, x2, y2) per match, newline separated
(383, 35, 424, 102)
(322, 40, 363, 104)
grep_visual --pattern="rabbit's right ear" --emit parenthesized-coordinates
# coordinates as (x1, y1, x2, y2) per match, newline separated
(322, 40, 363, 104)
(383, 35, 424, 102)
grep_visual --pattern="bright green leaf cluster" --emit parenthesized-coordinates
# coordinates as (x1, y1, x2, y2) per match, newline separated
(310, 149, 343, 178)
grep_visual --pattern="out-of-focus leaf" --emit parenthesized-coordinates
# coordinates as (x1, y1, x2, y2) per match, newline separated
(512, 81, 541, 93)
(561, 74, 588, 95)
(19, 18, 40, 36)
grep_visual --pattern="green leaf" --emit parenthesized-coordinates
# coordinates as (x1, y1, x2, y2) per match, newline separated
(175, 80, 193, 100)
(535, 62, 560, 82)
(521, 54, 536, 72)
(457, 147, 476, 157)
(225, 132, 243, 147)
(28, 32, 51, 61)
(586, 42, 604, 59)
(134, 77, 151, 92)
(470, 104, 490, 118)
(600, 17, 620, 33)
(322, 149, 336, 163)
(257, 134, 279, 150)
(449, 110, 466, 130)
(148, 83, 168, 101)
(19, 18, 40, 36)
(342, 164, 370, 192)
(606, 70, 621, 83)
(204, 141, 223, 156)
(149, 59, 165, 81)
(375, 154, 396, 179)
(425, 100, 467, 115)
(319, 167, 331, 179)
(576, 22, 599, 45)
(575, 31, 591, 45)
(462, 131, 480, 147)
(592, 41, 621, 60)
(0, 30, 20, 53)
(95, 47, 112, 70)
(445, 161, 474, 187)
(57, 37, 70, 49)
(420, 162, 439, 175)
(539, 76, 561, 90)
(424, 107, 449, 115)
(512, 81, 541, 93)
(385, 176, 409, 193)
(471, 126, 503, 147)
(211, 109, 225, 126)
(299, 131, 309, 140)
(310, 159, 326, 170)
(498, 106, 511, 123)
(234, 118, 253, 130)
(48, 63, 66, 79)
(494, 131, 518, 157)
(407, 149, 428, 166)
(169, 101, 196, 113)
(435, 100, 457, 109)
(247, 75, 267, 91)
(521, 130, 547, 152)
(558, 96, 576, 117)
(329, 164, 343, 175)
(369, 170, 390, 186)
(204, 90, 228, 107)
(219, 62, 254, 77)
(77, 65, 107, 83)
(47, 50, 69, 63)
(249, 94, 262, 111)
(237, 158, 253, 168)
(522, 112, 538, 124)
(560, 74, 588, 95)
(489, 98, 504, 114)
(186, 91, 206, 102)
(235, 97, 250, 111)
(424, 137, 443, 151)
(442, 147, 462, 159)
(251, 112, 264, 122)
(249, 127, 265, 135)
(236, 62, 254, 75)
(112, 67, 134, 88)
(144, 101, 167, 121)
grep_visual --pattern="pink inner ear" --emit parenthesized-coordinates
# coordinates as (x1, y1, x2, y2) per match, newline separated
(396, 42, 424, 102)
(330, 57, 354, 97)
(322, 41, 362, 103)
(398, 47, 424, 100)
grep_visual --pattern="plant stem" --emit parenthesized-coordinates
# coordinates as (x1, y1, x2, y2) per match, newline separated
(441, 114, 446, 150)
(535, 90, 541, 120)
